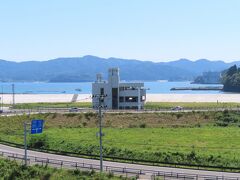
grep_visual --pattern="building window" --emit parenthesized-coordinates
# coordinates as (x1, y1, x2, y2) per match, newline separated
(131, 106, 138, 109)
(100, 88, 104, 95)
(112, 88, 118, 109)
(119, 96, 124, 102)
(125, 97, 138, 102)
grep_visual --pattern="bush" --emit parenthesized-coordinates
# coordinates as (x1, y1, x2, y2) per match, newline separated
(128, 124, 137, 128)
(107, 172, 114, 178)
(64, 113, 78, 118)
(215, 111, 240, 126)
(82, 122, 87, 127)
(84, 112, 96, 120)
(28, 134, 49, 149)
(51, 113, 57, 119)
(139, 123, 146, 128)
(176, 113, 183, 119)
(0, 159, 124, 179)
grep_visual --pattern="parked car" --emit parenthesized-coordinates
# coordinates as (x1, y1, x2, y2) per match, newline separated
(0, 110, 3, 114)
(69, 107, 79, 112)
(171, 106, 183, 111)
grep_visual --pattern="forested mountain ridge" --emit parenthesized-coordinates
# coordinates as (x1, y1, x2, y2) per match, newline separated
(0, 56, 239, 82)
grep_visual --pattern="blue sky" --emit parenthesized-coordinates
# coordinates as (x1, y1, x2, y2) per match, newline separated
(0, 0, 240, 62)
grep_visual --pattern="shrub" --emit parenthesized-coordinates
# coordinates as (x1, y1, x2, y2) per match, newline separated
(139, 123, 146, 128)
(215, 111, 240, 126)
(84, 112, 96, 120)
(128, 124, 137, 128)
(107, 172, 114, 178)
(64, 113, 78, 118)
(176, 113, 183, 119)
(78, 114, 83, 120)
(196, 123, 201, 127)
(28, 134, 49, 149)
(51, 113, 57, 119)
(82, 122, 87, 127)
(204, 114, 209, 119)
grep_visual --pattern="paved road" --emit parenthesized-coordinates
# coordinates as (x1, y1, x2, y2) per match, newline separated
(0, 144, 239, 178)
(1, 107, 240, 117)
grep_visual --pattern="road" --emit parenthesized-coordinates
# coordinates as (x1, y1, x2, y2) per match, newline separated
(1, 107, 240, 117)
(0, 144, 239, 178)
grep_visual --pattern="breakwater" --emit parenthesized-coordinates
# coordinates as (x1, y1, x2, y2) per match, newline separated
(171, 86, 223, 91)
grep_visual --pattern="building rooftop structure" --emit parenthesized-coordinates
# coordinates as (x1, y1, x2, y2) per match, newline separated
(92, 68, 146, 110)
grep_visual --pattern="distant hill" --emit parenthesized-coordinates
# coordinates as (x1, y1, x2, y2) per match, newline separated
(0, 55, 239, 82)
(160, 59, 229, 74)
(222, 65, 240, 92)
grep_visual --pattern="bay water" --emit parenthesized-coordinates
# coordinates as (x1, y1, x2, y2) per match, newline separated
(0, 81, 225, 94)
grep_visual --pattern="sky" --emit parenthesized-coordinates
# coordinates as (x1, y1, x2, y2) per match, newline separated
(0, 0, 240, 62)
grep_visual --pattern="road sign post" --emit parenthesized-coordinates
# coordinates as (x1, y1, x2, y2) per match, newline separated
(24, 122, 27, 166)
(12, 84, 15, 107)
(31, 119, 44, 134)
(24, 119, 44, 166)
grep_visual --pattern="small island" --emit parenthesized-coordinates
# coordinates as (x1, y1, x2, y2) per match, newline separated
(192, 71, 221, 84)
(170, 86, 223, 91)
(222, 65, 240, 92)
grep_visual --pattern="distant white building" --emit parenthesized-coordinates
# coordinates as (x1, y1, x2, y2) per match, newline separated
(92, 68, 146, 110)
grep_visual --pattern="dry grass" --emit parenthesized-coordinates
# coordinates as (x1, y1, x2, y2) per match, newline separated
(27, 111, 215, 129)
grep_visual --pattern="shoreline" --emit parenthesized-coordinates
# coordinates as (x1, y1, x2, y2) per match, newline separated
(1, 93, 240, 104)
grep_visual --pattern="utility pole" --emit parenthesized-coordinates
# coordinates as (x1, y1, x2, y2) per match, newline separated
(99, 96, 103, 172)
(94, 93, 107, 172)
(12, 84, 15, 107)
(1, 86, 3, 111)
(138, 87, 141, 111)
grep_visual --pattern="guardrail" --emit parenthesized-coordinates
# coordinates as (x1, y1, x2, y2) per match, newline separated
(0, 150, 239, 180)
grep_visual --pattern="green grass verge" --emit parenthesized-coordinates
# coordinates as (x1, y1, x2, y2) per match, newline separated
(12, 102, 92, 109)
(0, 111, 240, 171)
(145, 102, 240, 110)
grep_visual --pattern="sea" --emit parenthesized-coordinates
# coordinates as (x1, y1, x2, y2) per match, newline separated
(0, 81, 228, 94)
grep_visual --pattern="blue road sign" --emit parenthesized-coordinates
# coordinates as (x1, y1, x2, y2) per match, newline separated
(31, 119, 44, 134)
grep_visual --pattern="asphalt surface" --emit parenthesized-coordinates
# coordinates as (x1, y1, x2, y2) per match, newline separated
(0, 144, 240, 178)
(1, 107, 240, 117)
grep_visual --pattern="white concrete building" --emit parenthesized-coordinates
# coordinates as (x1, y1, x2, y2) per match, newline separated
(92, 68, 146, 110)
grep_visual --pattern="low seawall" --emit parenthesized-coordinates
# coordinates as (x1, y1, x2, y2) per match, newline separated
(171, 86, 223, 91)
(1, 93, 240, 103)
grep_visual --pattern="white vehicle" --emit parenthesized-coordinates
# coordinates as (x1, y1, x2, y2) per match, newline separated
(171, 106, 183, 111)
(69, 107, 79, 112)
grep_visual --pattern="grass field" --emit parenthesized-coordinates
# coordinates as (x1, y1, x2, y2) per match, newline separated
(12, 102, 92, 109)
(0, 111, 240, 170)
(145, 102, 240, 110)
